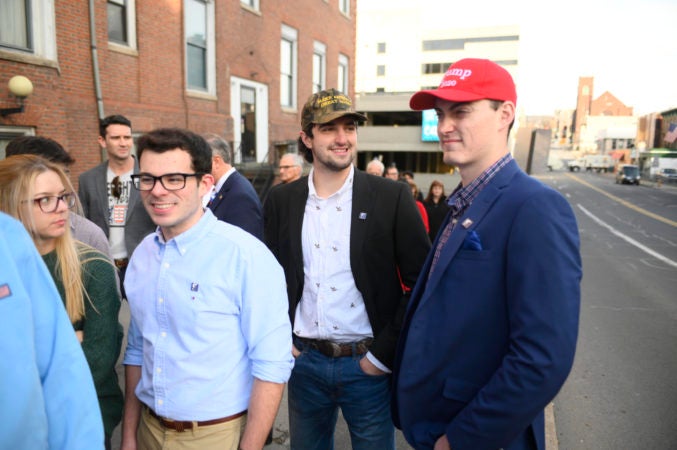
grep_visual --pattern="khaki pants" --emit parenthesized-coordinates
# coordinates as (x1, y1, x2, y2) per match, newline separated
(137, 407, 247, 450)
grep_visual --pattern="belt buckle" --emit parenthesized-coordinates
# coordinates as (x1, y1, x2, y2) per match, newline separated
(173, 420, 186, 432)
(317, 340, 342, 357)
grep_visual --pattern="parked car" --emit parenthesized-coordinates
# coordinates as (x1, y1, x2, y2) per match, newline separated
(656, 168, 677, 184)
(615, 164, 640, 185)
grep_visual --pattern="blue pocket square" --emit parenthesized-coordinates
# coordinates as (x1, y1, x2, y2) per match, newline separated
(461, 230, 483, 251)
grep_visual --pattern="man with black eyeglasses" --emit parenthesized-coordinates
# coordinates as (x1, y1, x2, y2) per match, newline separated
(121, 128, 293, 450)
(78, 115, 155, 298)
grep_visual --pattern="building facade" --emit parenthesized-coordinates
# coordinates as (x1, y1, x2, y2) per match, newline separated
(354, 3, 520, 173)
(1, 0, 358, 182)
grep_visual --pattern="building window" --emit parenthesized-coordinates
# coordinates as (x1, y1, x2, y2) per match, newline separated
(376, 65, 385, 77)
(185, 0, 215, 93)
(338, 54, 349, 94)
(0, 0, 56, 60)
(0, 0, 31, 50)
(312, 41, 326, 93)
(422, 62, 452, 75)
(377, 42, 386, 53)
(339, 0, 349, 16)
(422, 35, 519, 51)
(107, 0, 137, 48)
(240, 0, 259, 10)
(280, 24, 298, 109)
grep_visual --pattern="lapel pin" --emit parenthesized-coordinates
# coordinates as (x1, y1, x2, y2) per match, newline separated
(359, 212, 367, 220)
(190, 282, 199, 292)
(461, 218, 473, 229)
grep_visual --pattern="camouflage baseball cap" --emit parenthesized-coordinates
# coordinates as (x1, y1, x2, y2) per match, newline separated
(301, 89, 367, 130)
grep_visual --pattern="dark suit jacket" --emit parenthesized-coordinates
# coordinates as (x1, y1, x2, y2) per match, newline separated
(78, 159, 155, 257)
(392, 160, 582, 450)
(264, 170, 431, 369)
(209, 170, 263, 241)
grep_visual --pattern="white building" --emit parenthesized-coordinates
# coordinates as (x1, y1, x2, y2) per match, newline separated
(354, 2, 520, 172)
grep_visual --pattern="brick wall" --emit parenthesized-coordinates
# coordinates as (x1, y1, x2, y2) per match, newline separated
(0, 0, 357, 183)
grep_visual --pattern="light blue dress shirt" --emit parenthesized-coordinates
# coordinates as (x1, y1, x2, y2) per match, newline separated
(124, 209, 293, 421)
(0, 212, 104, 450)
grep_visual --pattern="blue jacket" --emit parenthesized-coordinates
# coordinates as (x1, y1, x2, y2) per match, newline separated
(0, 212, 104, 449)
(209, 170, 264, 241)
(392, 160, 582, 450)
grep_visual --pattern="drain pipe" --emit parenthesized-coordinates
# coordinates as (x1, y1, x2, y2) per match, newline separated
(88, 0, 105, 123)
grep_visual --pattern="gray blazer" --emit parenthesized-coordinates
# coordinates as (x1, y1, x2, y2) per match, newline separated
(78, 158, 155, 257)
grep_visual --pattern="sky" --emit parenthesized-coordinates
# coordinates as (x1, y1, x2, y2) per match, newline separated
(416, 0, 677, 116)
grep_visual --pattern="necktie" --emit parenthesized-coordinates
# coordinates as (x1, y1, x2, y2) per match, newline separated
(206, 188, 217, 207)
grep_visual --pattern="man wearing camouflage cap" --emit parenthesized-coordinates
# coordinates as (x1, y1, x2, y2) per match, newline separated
(264, 89, 430, 449)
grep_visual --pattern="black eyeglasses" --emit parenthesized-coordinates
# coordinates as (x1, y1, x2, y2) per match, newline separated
(131, 173, 204, 191)
(111, 176, 122, 199)
(279, 165, 299, 170)
(31, 192, 77, 213)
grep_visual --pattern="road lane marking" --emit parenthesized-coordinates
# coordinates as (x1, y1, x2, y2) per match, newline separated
(545, 402, 558, 450)
(577, 204, 677, 269)
(565, 173, 677, 228)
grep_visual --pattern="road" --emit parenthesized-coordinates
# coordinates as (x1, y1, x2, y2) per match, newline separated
(113, 170, 677, 449)
(539, 171, 677, 449)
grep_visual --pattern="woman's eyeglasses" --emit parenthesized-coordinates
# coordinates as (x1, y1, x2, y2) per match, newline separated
(31, 192, 77, 213)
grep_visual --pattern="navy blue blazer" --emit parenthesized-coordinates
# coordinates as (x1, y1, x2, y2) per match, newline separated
(392, 160, 582, 450)
(209, 170, 263, 241)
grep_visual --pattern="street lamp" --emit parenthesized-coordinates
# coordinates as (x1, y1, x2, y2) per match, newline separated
(0, 75, 34, 117)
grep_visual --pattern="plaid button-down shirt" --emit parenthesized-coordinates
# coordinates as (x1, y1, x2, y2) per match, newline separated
(428, 153, 513, 277)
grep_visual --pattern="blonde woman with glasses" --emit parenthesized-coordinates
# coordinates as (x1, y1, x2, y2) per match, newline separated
(0, 155, 123, 450)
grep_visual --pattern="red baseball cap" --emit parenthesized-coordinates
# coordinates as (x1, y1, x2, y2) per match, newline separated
(410, 58, 517, 110)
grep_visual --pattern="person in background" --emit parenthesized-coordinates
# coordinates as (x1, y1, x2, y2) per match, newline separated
(203, 133, 264, 240)
(392, 58, 582, 450)
(366, 158, 385, 176)
(0, 155, 123, 449)
(78, 115, 155, 298)
(6, 136, 112, 258)
(0, 211, 104, 450)
(121, 128, 293, 450)
(384, 163, 399, 181)
(264, 89, 430, 450)
(278, 152, 304, 184)
(401, 170, 423, 201)
(423, 179, 450, 241)
(405, 179, 429, 233)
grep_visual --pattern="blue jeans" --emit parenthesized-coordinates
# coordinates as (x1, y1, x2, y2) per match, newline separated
(288, 341, 395, 450)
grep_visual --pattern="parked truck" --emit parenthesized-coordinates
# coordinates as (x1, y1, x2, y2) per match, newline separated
(568, 154, 614, 173)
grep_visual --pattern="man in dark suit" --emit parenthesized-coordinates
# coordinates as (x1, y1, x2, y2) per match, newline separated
(264, 89, 430, 450)
(78, 115, 155, 297)
(203, 133, 263, 241)
(392, 59, 582, 450)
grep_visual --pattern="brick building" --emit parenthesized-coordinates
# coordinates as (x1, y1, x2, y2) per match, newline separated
(0, 0, 357, 183)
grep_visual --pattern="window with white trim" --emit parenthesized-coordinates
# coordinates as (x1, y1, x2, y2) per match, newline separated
(280, 24, 298, 108)
(339, 0, 350, 16)
(0, 0, 57, 60)
(107, 0, 137, 49)
(312, 41, 326, 93)
(240, 0, 259, 10)
(338, 54, 349, 94)
(185, 0, 215, 93)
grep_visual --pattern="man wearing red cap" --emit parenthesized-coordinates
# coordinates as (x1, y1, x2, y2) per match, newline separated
(392, 59, 582, 450)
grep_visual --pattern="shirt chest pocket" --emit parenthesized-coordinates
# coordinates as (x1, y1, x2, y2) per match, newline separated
(180, 286, 241, 329)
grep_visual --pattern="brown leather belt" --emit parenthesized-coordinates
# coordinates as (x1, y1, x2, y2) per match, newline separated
(296, 337, 373, 358)
(146, 406, 246, 432)
(114, 258, 129, 269)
